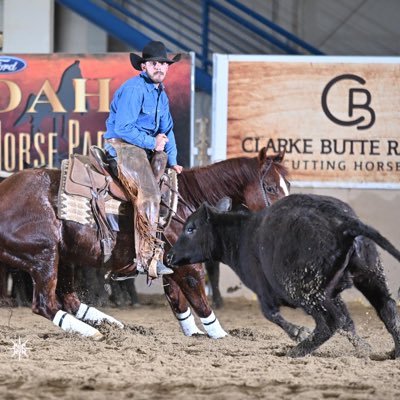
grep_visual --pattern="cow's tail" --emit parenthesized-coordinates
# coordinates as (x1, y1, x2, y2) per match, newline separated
(344, 218, 400, 263)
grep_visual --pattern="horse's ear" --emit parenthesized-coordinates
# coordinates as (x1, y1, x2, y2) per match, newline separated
(215, 197, 232, 212)
(258, 147, 268, 164)
(258, 147, 286, 165)
(273, 150, 286, 164)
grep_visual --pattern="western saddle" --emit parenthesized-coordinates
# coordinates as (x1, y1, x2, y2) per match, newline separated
(60, 146, 177, 263)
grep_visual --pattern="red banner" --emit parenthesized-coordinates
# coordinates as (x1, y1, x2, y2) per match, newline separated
(0, 53, 192, 171)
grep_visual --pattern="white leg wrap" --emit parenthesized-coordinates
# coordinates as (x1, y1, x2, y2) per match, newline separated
(75, 303, 124, 328)
(200, 311, 228, 339)
(176, 308, 204, 336)
(53, 310, 102, 338)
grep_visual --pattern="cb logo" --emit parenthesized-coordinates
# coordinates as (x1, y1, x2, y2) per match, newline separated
(321, 74, 375, 130)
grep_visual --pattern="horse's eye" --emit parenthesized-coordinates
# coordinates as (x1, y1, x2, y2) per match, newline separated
(186, 227, 194, 234)
(265, 185, 277, 194)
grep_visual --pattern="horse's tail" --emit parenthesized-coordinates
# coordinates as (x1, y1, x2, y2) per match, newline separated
(343, 218, 400, 263)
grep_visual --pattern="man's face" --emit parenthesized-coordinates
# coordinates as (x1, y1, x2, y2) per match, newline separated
(141, 61, 169, 84)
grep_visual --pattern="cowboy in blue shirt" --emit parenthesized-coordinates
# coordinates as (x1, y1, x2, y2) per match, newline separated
(104, 41, 182, 279)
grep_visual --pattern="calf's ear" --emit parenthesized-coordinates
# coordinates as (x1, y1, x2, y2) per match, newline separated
(215, 197, 232, 212)
(203, 203, 215, 221)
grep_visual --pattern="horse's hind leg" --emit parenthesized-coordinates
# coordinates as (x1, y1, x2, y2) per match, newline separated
(164, 264, 227, 338)
(123, 279, 140, 306)
(29, 260, 102, 338)
(30, 265, 60, 320)
(57, 264, 124, 329)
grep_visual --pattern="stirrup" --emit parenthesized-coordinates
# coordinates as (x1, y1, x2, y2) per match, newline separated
(156, 261, 173, 275)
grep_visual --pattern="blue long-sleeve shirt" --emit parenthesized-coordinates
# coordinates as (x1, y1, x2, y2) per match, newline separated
(104, 72, 178, 167)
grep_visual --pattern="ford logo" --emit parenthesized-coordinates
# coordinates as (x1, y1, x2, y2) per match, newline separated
(0, 56, 27, 74)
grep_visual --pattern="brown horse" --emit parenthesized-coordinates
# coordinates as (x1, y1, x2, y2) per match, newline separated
(0, 148, 288, 338)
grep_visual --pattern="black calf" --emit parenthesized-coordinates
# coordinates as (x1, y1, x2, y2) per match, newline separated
(168, 194, 400, 358)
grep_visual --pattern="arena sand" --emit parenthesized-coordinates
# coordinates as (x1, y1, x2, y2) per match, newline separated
(0, 296, 399, 400)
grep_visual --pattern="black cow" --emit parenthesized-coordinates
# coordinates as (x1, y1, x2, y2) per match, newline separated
(168, 194, 400, 358)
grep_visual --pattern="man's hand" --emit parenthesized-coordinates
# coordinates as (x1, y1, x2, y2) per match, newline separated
(171, 165, 183, 174)
(154, 134, 168, 151)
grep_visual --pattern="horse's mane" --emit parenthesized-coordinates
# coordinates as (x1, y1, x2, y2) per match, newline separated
(178, 156, 288, 208)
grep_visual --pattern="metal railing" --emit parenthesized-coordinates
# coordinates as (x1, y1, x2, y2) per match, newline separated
(56, 0, 323, 93)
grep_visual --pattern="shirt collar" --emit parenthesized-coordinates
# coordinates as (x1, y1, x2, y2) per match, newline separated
(140, 72, 164, 92)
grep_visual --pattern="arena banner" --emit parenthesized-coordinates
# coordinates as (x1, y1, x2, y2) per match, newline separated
(212, 55, 400, 188)
(0, 53, 194, 171)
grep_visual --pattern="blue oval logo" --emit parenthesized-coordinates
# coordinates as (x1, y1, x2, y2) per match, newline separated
(0, 56, 27, 74)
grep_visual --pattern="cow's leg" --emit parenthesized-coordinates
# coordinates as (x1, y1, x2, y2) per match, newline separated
(333, 296, 371, 354)
(287, 301, 345, 357)
(57, 264, 124, 329)
(258, 298, 311, 342)
(347, 240, 400, 358)
(205, 260, 224, 308)
(352, 266, 400, 358)
(164, 264, 227, 338)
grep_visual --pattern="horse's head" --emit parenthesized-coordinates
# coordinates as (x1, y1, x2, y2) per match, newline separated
(255, 147, 290, 208)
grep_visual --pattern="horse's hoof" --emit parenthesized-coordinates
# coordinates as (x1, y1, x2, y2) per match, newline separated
(200, 311, 228, 339)
(92, 331, 104, 341)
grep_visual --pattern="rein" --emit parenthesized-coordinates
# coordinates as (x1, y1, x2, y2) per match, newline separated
(159, 179, 196, 248)
(162, 161, 279, 245)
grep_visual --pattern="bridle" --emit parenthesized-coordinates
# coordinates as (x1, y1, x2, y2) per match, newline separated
(259, 162, 273, 208)
(161, 162, 284, 245)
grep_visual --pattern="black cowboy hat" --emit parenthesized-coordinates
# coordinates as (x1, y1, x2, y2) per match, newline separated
(130, 41, 181, 71)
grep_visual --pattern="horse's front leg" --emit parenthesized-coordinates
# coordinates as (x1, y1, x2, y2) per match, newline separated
(57, 264, 124, 329)
(164, 263, 227, 339)
(163, 272, 203, 336)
